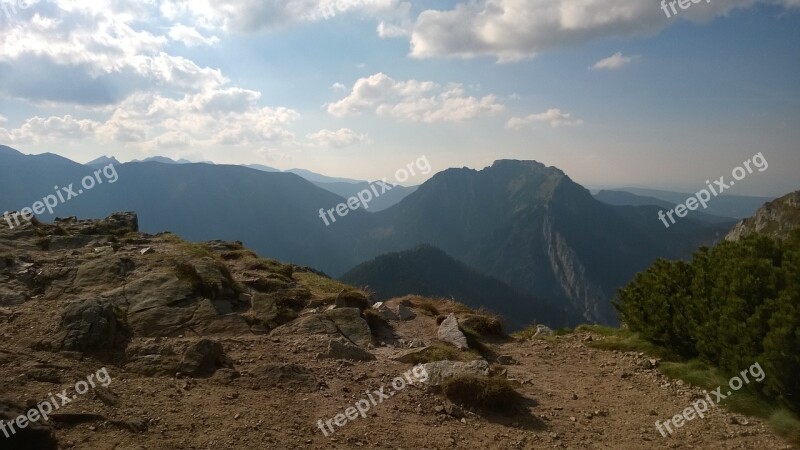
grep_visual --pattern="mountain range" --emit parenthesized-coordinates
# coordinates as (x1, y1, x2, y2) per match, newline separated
(598, 187, 771, 219)
(0, 145, 746, 326)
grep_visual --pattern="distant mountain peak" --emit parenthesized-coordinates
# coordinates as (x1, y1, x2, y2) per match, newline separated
(86, 155, 121, 167)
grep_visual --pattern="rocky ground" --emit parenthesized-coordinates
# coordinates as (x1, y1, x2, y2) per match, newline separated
(0, 213, 794, 449)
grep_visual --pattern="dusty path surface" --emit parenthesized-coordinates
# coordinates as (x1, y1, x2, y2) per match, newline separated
(1, 311, 793, 450)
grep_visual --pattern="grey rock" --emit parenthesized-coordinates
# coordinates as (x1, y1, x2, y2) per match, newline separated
(324, 307, 373, 347)
(393, 304, 416, 321)
(422, 360, 490, 386)
(437, 313, 469, 349)
(372, 302, 398, 320)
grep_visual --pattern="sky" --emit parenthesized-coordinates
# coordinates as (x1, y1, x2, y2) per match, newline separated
(0, 0, 798, 196)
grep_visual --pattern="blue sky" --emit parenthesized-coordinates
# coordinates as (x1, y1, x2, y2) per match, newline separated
(0, 0, 798, 196)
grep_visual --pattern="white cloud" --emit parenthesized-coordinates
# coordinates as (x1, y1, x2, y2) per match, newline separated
(168, 24, 220, 47)
(307, 128, 372, 148)
(2, 115, 101, 143)
(331, 82, 347, 91)
(590, 52, 638, 71)
(507, 109, 583, 129)
(1, 89, 300, 149)
(328, 73, 505, 123)
(161, 0, 400, 32)
(0, 115, 7, 124)
(0, 1, 227, 105)
(408, 0, 797, 62)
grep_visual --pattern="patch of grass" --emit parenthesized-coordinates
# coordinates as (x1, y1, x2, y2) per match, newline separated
(578, 325, 680, 361)
(461, 312, 504, 337)
(442, 375, 524, 412)
(440, 299, 474, 314)
(511, 325, 539, 341)
(410, 298, 440, 316)
(575, 324, 619, 337)
(293, 271, 352, 297)
(179, 242, 215, 258)
(659, 360, 728, 388)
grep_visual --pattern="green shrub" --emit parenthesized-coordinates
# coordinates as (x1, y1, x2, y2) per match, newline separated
(615, 229, 800, 411)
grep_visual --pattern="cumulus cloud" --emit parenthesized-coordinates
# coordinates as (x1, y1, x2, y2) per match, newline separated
(1, 88, 300, 149)
(408, 0, 797, 62)
(328, 73, 504, 123)
(0, 1, 227, 105)
(507, 109, 583, 129)
(2, 115, 101, 143)
(161, 0, 400, 32)
(307, 128, 372, 148)
(590, 52, 638, 71)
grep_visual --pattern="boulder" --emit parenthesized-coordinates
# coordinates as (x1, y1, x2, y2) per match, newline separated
(437, 314, 469, 349)
(325, 308, 373, 347)
(534, 325, 554, 337)
(372, 302, 398, 320)
(421, 360, 490, 386)
(179, 339, 232, 377)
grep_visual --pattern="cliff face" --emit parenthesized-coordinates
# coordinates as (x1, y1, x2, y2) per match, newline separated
(542, 213, 610, 324)
(726, 191, 800, 242)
